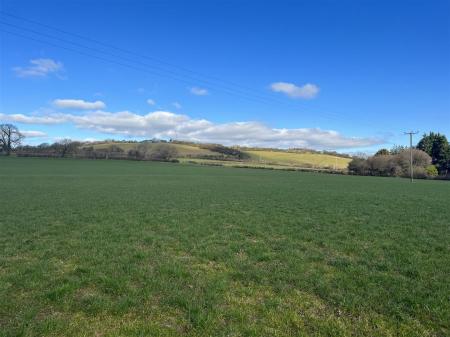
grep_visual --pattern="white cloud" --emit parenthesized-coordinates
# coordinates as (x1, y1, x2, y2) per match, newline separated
(82, 138, 100, 143)
(190, 87, 209, 96)
(0, 113, 67, 124)
(53, 99, 106, 110)
(21, 130, 47, 138)
(172, 102, 182, 109)
(13, 59, 64, 78)
(270, 82, 319, 99)
(0, 110, 383, 150)
(147, 99, 156, 106)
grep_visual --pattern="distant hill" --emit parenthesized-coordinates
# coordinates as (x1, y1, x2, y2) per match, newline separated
(87, 140, 351, 171)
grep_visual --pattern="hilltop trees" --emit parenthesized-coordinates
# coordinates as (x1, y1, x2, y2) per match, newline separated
(0, 124, 24, 155)
(417, 132, 449, 175)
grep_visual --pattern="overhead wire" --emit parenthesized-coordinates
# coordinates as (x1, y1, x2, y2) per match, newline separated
(0, 11, 394, 133)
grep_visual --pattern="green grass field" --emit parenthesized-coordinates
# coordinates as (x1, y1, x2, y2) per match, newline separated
(0, 157, 449, 337)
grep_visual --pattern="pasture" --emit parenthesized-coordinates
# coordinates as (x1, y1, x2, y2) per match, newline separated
(87, 141, 350, 170)
(0, 157, 449, 337)
(245, 150, 351, 169)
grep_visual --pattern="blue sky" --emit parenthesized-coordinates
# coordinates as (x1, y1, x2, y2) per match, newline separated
(1, 0, 449, 152)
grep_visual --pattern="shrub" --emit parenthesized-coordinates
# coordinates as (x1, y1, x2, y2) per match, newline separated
(367, 155, 396, 176)
(348, 158, 368, 175)
(425, 165, 438, 177)
(396, 149, 431, 170)
(413, 167, 428, 179)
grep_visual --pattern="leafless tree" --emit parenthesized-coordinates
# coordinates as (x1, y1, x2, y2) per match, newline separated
(0, 124, 24, 155)
(148, 143, 178, 161)
(55, 139, 79, 157)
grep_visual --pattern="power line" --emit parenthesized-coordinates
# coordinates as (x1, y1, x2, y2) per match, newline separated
(0, 19, 349, 122)
(0, 11, 293, 107)
(0, 11, 255, 90)
(0, 11, 367, 125)
(0, 28, 282, 107)
(0, 27, 280, 106)
(0, 11, 396, 134)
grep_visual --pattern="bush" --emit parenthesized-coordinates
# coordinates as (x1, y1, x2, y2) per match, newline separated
(367, 155, 396, 176)
(425, 165, 438, 177)
(397, 149, 431, 171)
(348, 158, 368, 175)
(413, 167, 428, 179)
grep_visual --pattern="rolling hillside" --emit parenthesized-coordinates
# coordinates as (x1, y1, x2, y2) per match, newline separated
(91, 142, 217, 157)
(245, 150, 350, 169)
(88, 141, 351, 171)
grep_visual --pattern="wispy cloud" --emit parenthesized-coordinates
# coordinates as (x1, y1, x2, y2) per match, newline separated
(53, 99, 106, 110)
(0, 113, 66, 124)
(21, 130, 47, 138)
(13, 58, 65, 78)
(190, 87, 209, 96)
(270, 82, 319, 99)
(0, 110, 383, 150)
(172, 102, 182, 109)
(147, 99, 156, 106)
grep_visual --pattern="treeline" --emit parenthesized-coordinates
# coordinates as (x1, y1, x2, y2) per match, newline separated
(348, 132, 450, 179)
(198, 143, 250, 160)
(13, 139, 249, 162)
(15, 140, 179, 162)
(348, 148, 435, 178)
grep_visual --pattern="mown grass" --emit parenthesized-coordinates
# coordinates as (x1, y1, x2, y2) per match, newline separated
(0, 157, 448, 337)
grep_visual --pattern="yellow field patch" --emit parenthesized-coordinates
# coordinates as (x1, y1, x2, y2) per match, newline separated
(245, 150, 351, 169)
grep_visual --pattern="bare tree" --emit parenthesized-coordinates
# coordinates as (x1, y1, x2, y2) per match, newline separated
(55, 139, 79, 157)
(0, 124, 24, 156)
(148, 143, 178, 161)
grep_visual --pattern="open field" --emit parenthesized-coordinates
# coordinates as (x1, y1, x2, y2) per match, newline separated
(245, 150, 351, 169)
(0, 157, 449, 337)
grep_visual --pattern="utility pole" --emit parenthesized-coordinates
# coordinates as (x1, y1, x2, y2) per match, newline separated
(404, 131, 419, 183)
